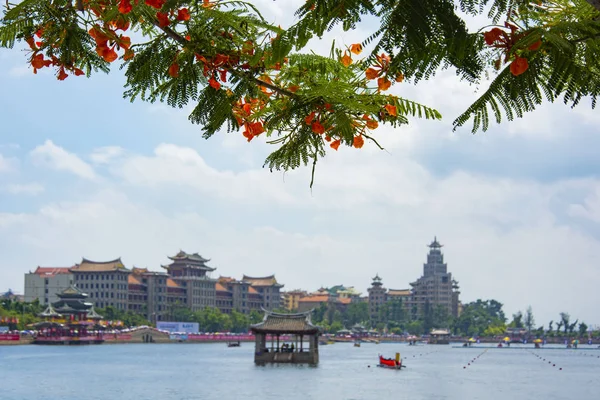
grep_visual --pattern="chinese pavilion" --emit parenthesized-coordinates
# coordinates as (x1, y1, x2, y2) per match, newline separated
(32, 286, 105, 345)
(250, 309, 321, 365)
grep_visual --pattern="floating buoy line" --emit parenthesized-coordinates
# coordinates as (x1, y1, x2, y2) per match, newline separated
(462, 349, 488, 369)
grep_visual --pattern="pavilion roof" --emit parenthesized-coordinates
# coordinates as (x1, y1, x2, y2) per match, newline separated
(72, 258, 130, 272)
(251, 310, 320, 334)
(86, 306, 103, 320)
(57, 285, 88, 299)
(242, 274, 283, 287)
(39, 304, 62, 318)
(167, 250, 211, 263)
(428, 236, 443, 248)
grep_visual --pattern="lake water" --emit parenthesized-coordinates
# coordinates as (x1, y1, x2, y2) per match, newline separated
(1, 343, 599, 400)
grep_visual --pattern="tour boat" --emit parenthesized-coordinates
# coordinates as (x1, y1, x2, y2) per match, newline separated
(378, 354, 405, 370)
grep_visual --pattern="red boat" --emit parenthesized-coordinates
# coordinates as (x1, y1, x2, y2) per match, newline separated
(378, 354, 404, 369)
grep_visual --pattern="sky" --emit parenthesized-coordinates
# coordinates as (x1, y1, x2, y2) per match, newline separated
(1, 1, 599, 327)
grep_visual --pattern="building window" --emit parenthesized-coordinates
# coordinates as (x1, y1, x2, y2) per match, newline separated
(45, 279, 49, 285)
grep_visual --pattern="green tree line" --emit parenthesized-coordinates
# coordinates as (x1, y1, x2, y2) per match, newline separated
(1, 297, 596, 338)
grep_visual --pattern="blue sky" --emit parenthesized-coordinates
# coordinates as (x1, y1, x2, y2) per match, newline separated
(1, 0, 599, 327)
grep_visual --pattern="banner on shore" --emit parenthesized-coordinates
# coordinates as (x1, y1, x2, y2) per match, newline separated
(0, 334, 20, 341)
(156, 321, 199, 334)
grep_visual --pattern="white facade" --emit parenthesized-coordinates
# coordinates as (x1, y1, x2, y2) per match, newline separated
(24, 268, 74, 305)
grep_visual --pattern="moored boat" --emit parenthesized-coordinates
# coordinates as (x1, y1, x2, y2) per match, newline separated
(227, 341, 241, 347)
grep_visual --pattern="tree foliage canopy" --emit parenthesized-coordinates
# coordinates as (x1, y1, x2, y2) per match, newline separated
(1, 0, 599, 185)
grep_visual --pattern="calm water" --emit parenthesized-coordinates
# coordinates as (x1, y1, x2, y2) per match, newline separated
(1, 343, 599, 400)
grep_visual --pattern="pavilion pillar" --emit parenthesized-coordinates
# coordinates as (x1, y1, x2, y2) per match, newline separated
(277, 334, 280, 352)
(300, 335, 303, 352)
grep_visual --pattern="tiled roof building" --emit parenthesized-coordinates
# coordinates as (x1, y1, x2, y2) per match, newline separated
(71, 258, 131, 311)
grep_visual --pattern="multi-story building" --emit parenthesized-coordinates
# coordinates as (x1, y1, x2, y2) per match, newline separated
(407, 237, 460, 318)
(24, 267, 74, 304)
(161, 251, 217, 311)
(241, 275, 283, 310)
(127, 267, 188, 323)
(71, 258, 131, 310)
(283, 290, 308, 311)
(25, 250, 287, 321)
(215, 275, 282, 314)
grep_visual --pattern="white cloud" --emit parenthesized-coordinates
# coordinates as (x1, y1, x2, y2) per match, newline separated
(90, 146, 125, 165)
(4, 182, 44, 196)
(30, 140, 96, 179)
(0, 153, 16, 173)
(115, 143, 303, 205)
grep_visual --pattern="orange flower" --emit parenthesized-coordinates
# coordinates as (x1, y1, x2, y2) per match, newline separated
(57, 67, 68, 81)
(288, 85, 300, 93)
(208, 77, 221, 90)
(311, 121, 325, 134)
(324, 135, 332, 142)
(112, 15, 130, 31)
(350, 43, 362, 55)
(385, 104, 397, 117)
(365, 68, 379, 80)
(353, 135, 364, 149)
(341, 51, 352, 67)
(366, 120, 378, 129)
(177, 8, 191, 21)
(510, 56, 528, 76)
(483, 28, 505, 46)
(168, 62, 179, 78)
(31, 54, 51, 70)
(156, 12, 170, 28)
(202, 0, 215, 8)
(118, 0, 132, 14)
(529, 40, 542, 51)
(145, 0, 165, 9)
(330, 139, 341, 150)
(304, 112, 316, 125)
(395, 73, 404, 83)
(377, 76, 391, 91)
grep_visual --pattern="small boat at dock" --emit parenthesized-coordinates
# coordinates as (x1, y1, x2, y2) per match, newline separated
(227, 341, 241, 347)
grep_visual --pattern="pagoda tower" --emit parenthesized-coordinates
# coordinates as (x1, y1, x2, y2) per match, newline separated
(408, 237, 461, 319)
(367, 274, 387, 324)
